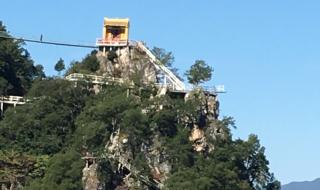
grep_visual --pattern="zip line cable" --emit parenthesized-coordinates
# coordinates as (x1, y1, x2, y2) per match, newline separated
(0, 32, 97, 49)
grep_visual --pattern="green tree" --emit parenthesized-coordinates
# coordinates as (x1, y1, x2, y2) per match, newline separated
(121, 108, 150, 158)
(152, 47, 174, 67)
(152, 109, 177, 137)
(0, 79, 90, 154)
(185, 60, 213, 85)
(54, 58, 65, 76)
(35, 64, 46, 79)
(0, 27, 280, 189)
(164, 117, 280, 190)
(233, 135, 281, 189)
(66, 50, 99, 75)
(25, 150, 84, 190)
(72, 85, 134, 151)
(0, 21, 39, 96)
(152, 46, 182, 80)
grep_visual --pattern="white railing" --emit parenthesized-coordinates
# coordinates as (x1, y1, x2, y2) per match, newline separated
(0, 96, 26, 105)
(186, 85, 226, 94)
(67, 41, 225, 95)
(202, 85, 225, 94)
(135, 41, 185, 91)
(96, 38, 128, 46)
(65, 73, 126, 85)
(213, 85, 226, 93)
(154, 83, 174, 90)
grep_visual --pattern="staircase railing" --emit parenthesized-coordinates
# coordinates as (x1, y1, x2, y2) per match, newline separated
(135, 41, 185, 91)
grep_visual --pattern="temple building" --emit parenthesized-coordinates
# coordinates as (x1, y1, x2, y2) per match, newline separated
(96, 18, 129, 53)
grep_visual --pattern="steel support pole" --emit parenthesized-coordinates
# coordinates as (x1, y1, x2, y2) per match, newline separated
(0, 102, 3, 116)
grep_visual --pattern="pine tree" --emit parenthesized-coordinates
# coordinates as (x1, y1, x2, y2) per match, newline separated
(54, 58, 65, 76)
(0, 21, 41, 96)
(185, 60, 213, 86)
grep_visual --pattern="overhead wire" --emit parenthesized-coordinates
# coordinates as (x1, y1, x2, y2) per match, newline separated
(0, 32, 97, 49)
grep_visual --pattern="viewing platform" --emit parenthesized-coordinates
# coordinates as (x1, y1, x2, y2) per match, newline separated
(0, 96, 27, 114)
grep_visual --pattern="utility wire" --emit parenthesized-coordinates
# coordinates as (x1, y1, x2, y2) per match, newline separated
(0, 33, 97, 49)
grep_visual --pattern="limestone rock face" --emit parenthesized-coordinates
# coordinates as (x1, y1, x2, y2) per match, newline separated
(105, 129, 138, 189)
(185, 88, 219, 120)
(1, 182, 22, 190)
(190, 126, 207, 152)
(185, 88, 221, 152)
(80, 88, 222, 189)
(96, 47, 158, 85)
(146, 136, 171, 184)
(104, 128, 171, 189)
(82, 48, 223, 189)
(82, 162, 101, 190)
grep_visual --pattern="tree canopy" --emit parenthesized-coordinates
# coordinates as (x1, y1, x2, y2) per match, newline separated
(152, 47, 174, 68)
(0, 22, 279, 190)
(0, 79, 279, 190)
(66, 50, 100, 75)
(54, 58, 65, 75)
(0, 21, 44, 96)
(152, 46, 182, 80)
(185, 60, 213, 85)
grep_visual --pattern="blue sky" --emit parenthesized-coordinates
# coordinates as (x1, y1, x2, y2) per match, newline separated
(2, 0, 320, 184)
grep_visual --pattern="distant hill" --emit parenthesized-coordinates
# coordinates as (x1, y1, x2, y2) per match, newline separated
(282, 178, 320, 190)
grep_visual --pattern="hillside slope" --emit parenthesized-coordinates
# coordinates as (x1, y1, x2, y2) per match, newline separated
(282, 178, 320, 190)
(0, 22, 280, 190)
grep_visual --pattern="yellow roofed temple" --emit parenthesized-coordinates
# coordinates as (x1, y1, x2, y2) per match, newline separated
(96, 18, 129, 47)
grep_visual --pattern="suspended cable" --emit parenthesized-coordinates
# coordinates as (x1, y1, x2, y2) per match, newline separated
(0, 33, 97, 49)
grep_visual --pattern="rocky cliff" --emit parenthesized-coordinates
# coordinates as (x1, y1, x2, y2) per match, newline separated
(80, 47, 221, 189)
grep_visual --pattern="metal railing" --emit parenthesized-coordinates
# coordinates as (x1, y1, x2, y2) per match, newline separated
(135, 41, 186, 91)
(202, 85, 226, 94)
(67, 41, 225, 95)
(96, 38, 128, 46)
(65, 73, 125, 84)
(185, 84, 226, 94)
(0, 96, 27, 105)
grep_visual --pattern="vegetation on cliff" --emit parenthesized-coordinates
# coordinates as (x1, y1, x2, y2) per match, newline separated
(0, 22, 44, 96)
(0, 22, 280, 190)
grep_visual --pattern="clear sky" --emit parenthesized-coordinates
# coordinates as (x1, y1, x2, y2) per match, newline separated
(2, 0, 320, 184)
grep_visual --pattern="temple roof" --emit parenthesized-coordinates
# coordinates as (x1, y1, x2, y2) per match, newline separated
(104, 18, 129, 27)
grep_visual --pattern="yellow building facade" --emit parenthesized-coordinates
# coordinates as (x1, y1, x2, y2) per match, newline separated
(96, 18, 129, 47)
